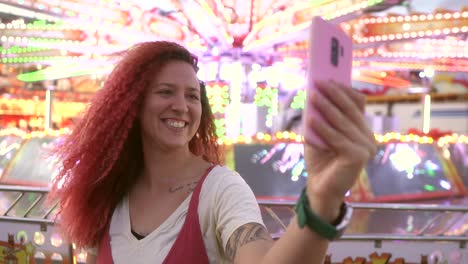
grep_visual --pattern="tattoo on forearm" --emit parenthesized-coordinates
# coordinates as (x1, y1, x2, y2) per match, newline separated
(226, 223, 272, 261)
(169, 181, 199, 193)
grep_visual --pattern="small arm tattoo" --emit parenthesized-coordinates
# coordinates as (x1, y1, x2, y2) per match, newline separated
(226, 223, 272, 261)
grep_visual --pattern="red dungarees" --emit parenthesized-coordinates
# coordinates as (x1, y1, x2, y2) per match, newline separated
(97, 166, 215, 264)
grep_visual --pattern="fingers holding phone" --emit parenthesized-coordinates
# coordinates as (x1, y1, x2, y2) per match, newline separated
(306, 82, 377, 162)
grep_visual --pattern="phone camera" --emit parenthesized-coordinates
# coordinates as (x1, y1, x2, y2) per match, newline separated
(331, 37, 339, 67)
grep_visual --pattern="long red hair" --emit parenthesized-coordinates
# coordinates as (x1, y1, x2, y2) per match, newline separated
(50, 41, 220, 248)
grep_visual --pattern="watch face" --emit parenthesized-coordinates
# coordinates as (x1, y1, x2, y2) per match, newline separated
(334, 203, 353, 240)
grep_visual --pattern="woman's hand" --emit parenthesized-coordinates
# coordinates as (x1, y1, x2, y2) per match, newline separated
(304, 80, 377, 221)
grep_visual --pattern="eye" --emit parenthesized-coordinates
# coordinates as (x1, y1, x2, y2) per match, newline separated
(156, 89, 172, 95)
(188, 93, 200, 100)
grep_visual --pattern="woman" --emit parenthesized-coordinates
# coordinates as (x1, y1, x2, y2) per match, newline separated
(50, 41, 376, 263)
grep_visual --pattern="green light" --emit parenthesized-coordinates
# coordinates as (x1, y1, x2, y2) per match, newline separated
(368, 0, 383, 6)
(309, 0, 333, 6)
(254, 86, 278, 128)
(206, 84, 230, 137)
(424, 185, 435, 192)
(214, 119, 226, 138)
(291, 161, 304, 178)
(428, 169, 435, 177)
(207, 84, 230, 114)
(290, 90, 306, 110)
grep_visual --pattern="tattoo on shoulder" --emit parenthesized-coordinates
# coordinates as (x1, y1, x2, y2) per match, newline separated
(226, 223, 272, 261)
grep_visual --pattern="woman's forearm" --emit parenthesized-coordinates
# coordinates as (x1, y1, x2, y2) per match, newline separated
(260, 216, 330, 264)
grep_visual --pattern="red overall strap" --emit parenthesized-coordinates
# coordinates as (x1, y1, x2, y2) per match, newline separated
(97, 165, 216, 264)
(162, 165, 215, 264)
(97, 223, 112, 264)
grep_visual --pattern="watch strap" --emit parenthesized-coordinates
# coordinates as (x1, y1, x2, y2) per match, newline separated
(295, 188, 352, 240)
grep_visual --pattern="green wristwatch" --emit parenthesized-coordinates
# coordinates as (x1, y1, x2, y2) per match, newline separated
(295, 188, 353, 240)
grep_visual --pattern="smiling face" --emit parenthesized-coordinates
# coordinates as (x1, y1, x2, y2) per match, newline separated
(140, 60, 202, 152)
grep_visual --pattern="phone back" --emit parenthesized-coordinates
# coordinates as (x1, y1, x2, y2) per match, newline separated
(304, 16, 353, 149)
(308, 16, 352, 85)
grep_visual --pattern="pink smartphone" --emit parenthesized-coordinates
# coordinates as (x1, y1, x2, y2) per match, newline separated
(304, 16, 353, 149)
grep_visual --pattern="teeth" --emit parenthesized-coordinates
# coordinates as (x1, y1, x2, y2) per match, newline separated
(166, 120, 185, 128)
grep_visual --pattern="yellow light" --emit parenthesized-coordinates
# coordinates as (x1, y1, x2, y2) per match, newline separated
(383, 133, 392, 143)
(395, 133, 401, 140)
(461, 136, 468, 144)
(374, 134, 382, 143)
(217, 133, 464, 145)
(442, 136, 451, 143)
(290, 132, 297, 140)
(276, 132, 283, 139)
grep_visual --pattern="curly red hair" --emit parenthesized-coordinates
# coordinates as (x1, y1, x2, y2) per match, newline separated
(50, 41, 221, 248)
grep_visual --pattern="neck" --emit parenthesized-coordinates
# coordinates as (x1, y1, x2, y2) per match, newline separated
(139, 139, 195, 191)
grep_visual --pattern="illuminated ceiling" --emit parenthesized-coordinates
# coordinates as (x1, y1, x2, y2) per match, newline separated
(0, 0, 467, 83)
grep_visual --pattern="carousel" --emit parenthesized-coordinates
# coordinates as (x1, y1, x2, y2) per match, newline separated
(0, 0, 467, 263)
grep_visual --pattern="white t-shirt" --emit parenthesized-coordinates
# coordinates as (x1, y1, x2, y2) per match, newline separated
(108, 165, 265, 264)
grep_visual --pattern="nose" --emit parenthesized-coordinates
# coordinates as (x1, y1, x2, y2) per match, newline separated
(171, 93, 188, 113)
